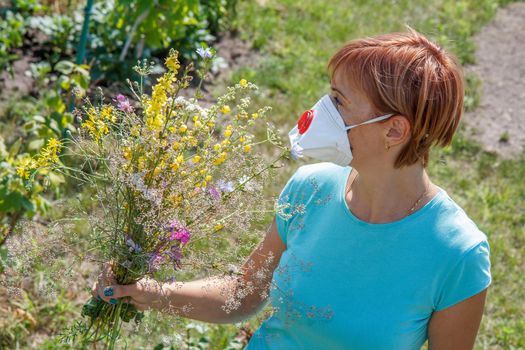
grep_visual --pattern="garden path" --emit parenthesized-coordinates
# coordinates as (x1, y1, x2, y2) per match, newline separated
(461, 2, 525, 158)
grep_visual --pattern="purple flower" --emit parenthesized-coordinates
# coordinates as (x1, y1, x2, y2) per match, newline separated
(217, 180, 234, 193)
(148, 253, 163, 273)
(167, 245, 183, 269)
(125, 235, 142, 253)
(208, 186, 221, 200)
(290, 144, 303, 160)
(196, 47, 213, 59)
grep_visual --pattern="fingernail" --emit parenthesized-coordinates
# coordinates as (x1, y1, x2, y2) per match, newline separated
(109, 298, 117, 305)
(104, 287, 114, 297)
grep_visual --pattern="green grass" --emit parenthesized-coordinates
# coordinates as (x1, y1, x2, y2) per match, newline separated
(2, 0, 524, 348)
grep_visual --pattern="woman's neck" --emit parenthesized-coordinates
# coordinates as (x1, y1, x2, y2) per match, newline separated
(346, 164, 439, 224)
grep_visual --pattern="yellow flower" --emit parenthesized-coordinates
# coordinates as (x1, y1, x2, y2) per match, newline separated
(123, 147, 132, 160)
(194, 120, 202, 128)
(138, 157, 146, 171)
(212, 152, 227, 166)
(47, 138, 62, 150)
(146, 113, 165, 131)
(171, 194, 183, 207)
(16, 166, 30, 179)
(221, 105, 231, 114)
(165, 49, 181, 72)
(200, 169, 207, 175)
(188, 136, 198, 147)
(176, 155, 184, 163)
(153, 161, 165, 177)
(243, 144, 252, 153)
(214, 223, 224, 232)
(239, 136, 246, 143)
(179, 124, 187, 133)
(193, 155, 201, 163)
(180, 170, 187, 177)
(130, 125, 141, 136)
(221, 139, 231, 147)
(81, 109, 109, 142)
(239, 79, 248, 87)
(101, 106, 115, 122)
(16, 158, 34, 179)
(193, 115, 200, 122)
(223, 126, 233, 137)
(213, 143, 221, 151)
(172, 141, 181, 150)
(205, 175, 212, 182)
(252, 113, 258, 119)
(170, 162, 180, 171)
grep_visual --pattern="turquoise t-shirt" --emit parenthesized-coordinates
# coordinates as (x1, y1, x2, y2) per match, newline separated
(245, 162, 492, 350)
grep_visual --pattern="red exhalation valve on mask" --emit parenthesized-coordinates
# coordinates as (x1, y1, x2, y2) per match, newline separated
(298, 110, 314, 135)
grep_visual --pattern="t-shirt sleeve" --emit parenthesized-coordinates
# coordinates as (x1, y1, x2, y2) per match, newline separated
(274, 167, 307, 245)
(435, 239, 492, 311)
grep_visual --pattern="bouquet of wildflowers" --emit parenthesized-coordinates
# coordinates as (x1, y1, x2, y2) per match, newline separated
(17, 48, 289, 347)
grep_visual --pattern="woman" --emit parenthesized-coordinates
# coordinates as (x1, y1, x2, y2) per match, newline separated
(93, 28, 492, 349)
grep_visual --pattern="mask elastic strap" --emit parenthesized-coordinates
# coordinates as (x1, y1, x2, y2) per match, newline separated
(344, 113, 395, 131)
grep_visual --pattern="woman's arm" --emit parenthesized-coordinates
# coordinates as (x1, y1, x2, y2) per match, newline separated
(93, 216, 286, 324)
(427, 288, 488, 350)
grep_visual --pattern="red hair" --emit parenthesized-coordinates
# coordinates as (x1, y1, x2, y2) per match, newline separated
(328, 28, 464, 168)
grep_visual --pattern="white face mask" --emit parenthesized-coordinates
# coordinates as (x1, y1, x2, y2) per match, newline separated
(288, 94, 394, 166)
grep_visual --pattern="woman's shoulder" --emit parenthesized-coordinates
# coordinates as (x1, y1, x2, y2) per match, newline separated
(289, 162, 349, 185)
(278, 162, 347, 206)
(429, 189, 489, 254)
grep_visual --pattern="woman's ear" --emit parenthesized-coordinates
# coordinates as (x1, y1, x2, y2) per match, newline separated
(385, 115, 411, 146)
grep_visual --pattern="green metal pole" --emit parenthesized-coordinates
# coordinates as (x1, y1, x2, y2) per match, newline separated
(66, 0, 94, 115)
(75, 0, 94, 66)
(64, 0, 94, 142)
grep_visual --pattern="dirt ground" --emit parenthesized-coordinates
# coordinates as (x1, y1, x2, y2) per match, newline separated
(461, 2, 525, 159)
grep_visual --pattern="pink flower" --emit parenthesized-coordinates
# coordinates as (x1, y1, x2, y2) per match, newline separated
(118, 100, 134, 113)
(170, 228, 190, 245)
(166, 219, 191, 245)
(115, 94, 127, 102)
(114, 94, 134, 113)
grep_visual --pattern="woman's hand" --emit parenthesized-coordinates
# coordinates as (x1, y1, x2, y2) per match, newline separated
(91, 262, 168, 311)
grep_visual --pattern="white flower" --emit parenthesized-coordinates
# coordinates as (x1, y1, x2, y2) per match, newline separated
(196, 47, 213, 59)
(239, 175, 255, 192)
(291, 144, 303, 160)
(217, 180, 234, 193)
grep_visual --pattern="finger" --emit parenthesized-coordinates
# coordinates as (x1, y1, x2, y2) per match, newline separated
(128, 299, 149, 311)
(91, 280, 99, 298)
(99, 284, 136, 303)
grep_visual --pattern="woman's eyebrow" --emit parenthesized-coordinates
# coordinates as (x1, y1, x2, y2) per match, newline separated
(330, 86, 351, 104)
